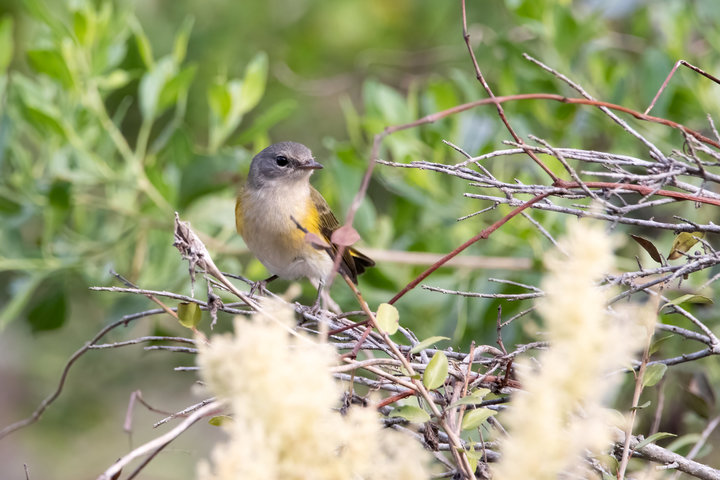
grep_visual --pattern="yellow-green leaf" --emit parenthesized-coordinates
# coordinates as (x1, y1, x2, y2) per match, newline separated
(237, 51, 268, 114)
(130, 16, 154, 68)
(375, 302, 399, 335)
(465, 446, 483, 474)
(423, 351, 448, 390)
(448, 388, 491, 409)
(388, 405, 430, 424)
(177, 302, 201, 328)
(208, 415, 233, 426)
(0, 16, 14, 73)
(461, 407, 497, 431)
(668, 232, 704, 260)
(409, 336, 450, 354)
(643, 363, 667, 387)
(172, 16, 194, 64)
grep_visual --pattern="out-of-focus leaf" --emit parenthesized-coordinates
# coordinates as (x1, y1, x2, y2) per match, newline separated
(666, 433, 701, 453)
(72, 7, 94, 46)
(208, 80, 232, 121)
(208, 78, 245, 151)
(157, 64, 197, 113)
(0, 274, 45, 331)
(24, 105, 66, 137)
(642, 363, 667, 387)
(388, 405, 430, 424)
(178, 153, 238, 208)
(423, 351, 448, 390)
(375, 302, 399, 335)
(96, 70, 133, 91)
(668, 232, 703, 260)
(634, 432, 676, 450)
(27, 282, 68, 332)
(172, 16, 194, 65)
(130, 17, 154, 68)
(630, 234, 662, 263)
(232, 99, 297, 145)
(139, 56, 175, 120)
(0, 16, 14, 73)
(0, 193, 21, 215)
(460, 407, 497, 431)
(177, 302, 202, 328)
(409, 336, 450, 354)
(237, 52, 267, 114)
(27, 49, 73, 87)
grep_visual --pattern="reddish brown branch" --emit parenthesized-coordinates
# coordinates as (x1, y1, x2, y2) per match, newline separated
(376, 390, 415, 409)
(388, 193, 551, 305)
(461, 0, 558, 182)
(383, 93, 720, 150)
(556, 180, 720, 207)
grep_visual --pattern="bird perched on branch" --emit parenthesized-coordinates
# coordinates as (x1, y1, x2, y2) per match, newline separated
(235, 142, 374, 305)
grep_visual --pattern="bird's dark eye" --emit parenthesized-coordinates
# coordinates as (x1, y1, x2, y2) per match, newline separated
(275, 155, 289, 167)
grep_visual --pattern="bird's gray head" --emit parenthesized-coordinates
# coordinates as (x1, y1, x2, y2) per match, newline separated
(247, 142, 322, 189)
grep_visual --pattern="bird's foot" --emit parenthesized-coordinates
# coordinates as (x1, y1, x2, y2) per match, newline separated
(297, 297, 324, 318)
(249, 274, 278, 298)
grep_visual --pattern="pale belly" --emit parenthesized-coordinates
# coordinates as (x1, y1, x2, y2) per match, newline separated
(240, 187, 333, 286)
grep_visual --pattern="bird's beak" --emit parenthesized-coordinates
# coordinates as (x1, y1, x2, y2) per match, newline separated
(297, 160, 323, 170)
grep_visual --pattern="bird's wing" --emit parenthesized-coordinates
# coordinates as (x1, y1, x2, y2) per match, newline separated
(309, 187, 365, 283)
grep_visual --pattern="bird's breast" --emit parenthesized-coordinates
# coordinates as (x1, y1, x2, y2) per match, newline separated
(236, 184, 329, 282)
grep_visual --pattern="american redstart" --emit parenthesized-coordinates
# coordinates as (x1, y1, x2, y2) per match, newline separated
(235, 142, 374, 300)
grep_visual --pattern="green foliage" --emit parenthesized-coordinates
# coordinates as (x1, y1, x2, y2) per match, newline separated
(423, 351, 449, 390)
(2, 0, 720, 477)
(0, 1, 279, 332)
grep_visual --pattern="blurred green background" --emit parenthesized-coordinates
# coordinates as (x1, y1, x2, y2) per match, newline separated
(1, 0, 719, 478)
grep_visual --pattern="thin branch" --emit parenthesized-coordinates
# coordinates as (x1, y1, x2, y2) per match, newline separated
(97, 401, 223, 480)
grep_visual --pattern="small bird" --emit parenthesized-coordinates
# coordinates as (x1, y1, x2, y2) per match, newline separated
(235, 142, 374, 303)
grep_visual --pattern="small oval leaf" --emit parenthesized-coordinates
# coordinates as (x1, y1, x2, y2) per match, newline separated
(461, 407, 497, 431)
(388, 405, 430, 424)
(177, 302, 202, 328)
(630, 234, 662, 263)
(376, 303, 399, 335)
(409, 336, 451, 354)
(448, 388, 492, 409)
(423, 351, 449, 390)
(643, 363, 667, 387)
(208, 415, 233, 427)
(668, 232, 704, 260)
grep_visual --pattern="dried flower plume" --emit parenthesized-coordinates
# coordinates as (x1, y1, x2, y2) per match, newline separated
(196, 299, 431, 480)
(493, 217, 651, 480)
